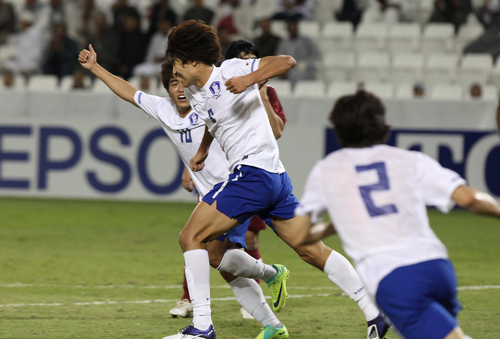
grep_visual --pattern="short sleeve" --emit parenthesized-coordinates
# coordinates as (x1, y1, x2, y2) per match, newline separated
(295, 162, 328, 223)
(266, 86, 286, 124)
(221, 58, 261, 78)
(417, 152, 467, 213)
(134, 91, 162, 121)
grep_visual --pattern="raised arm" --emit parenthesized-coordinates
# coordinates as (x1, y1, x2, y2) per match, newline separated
(225, 55, 296, 94)
(260, 85, 285, 139)
(452, 185, 500, 218)
(289, 215, 336, 248)
(190, 125, 214, 172)
(78, 44, 138, 107)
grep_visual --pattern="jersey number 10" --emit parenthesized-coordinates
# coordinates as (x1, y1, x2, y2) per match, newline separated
(355, 162, 398, 218)
(180, 129, 192, 143)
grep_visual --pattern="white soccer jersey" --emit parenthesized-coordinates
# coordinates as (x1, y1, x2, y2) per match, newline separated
(134, 91, 230, 197)
(296, 145, 467, 296)
(184, 58, 285, 174)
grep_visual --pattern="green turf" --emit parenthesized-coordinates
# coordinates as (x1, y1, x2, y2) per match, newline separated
(0, 198, 498, 338)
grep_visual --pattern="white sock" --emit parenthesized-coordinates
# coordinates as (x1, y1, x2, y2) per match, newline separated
(184, 249, 212, 330)
(323, 250, 380, 321)
(217, 249, 277, 282)
(229, 277, 282, 328)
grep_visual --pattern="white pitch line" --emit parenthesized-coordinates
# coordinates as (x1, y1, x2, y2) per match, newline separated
(1, 284, 499, 291)
(0, 286, 498, 308)
(457, 285, 500, 290)
(0, 283, 338, 290)
(0, 293, 335, 308)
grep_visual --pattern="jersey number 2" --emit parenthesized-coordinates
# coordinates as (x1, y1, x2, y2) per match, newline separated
(355, 162, 398, 218)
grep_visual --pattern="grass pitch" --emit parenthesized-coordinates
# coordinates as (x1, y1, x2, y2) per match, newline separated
(0, 198, 499, 339)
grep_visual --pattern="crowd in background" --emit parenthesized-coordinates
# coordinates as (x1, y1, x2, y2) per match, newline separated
(1, 0, 500, 93)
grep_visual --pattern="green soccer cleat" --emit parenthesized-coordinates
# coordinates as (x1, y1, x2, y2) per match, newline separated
(266, 264, 289, 312)
(255, 325, 289, 339)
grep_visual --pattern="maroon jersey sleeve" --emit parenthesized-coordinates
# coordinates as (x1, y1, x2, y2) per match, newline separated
(266, 86, 287, 125)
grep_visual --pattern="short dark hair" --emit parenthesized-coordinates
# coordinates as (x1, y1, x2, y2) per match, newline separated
(165, 19, 222, 66)
(224, 40, 260, 60)
(161, 62, 174, 92)
(329, 90, 390, 148)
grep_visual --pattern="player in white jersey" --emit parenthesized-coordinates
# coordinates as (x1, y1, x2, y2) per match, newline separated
(294, 90, 500, 339)
(163, 20, 388, 339)
(78, 45, 291, 339)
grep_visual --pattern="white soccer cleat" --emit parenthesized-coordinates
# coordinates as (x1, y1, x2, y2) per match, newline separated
(169, 299, 193, 318)
(240, 306, 255, 320)
(162, 325, 216, 339)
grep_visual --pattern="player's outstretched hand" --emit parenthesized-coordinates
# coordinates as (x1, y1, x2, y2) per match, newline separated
(78, 44, 97, 71)
(190, 151, 208, 172)
(225, 76, 252, 94)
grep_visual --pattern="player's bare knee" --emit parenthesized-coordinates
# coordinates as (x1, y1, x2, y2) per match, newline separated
(294, 243, 328, 270)
(208, 251, 223, 268)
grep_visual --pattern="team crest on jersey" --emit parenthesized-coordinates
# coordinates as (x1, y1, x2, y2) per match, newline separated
(189, 112, 199, 125)
(209, 81, 222, 99)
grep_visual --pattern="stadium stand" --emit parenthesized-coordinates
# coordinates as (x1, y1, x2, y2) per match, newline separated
(293, 80, 326, 98)
(387, 23, 421, 53)
(356, 51, 390, 83)
(391, 53, 425, 85)
(327, 81, 358, 98)
(458, 53, 493, 86)
(421, 23, 455, 54)
(0, 0, 498, 104)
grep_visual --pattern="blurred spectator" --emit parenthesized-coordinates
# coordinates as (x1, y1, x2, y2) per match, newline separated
(183, 0, 214, 25)
(139, 75, 151, 91)
(335, 0, 363, 28)
(362, 0, 402, 25)
(0, 0, 17, 45)
(275, 20, 320, 83)
(43, 22, 79, 78)
(214, 0, 254, 40)
(2, 70, 14, 88)
(429, 0, 472, 31)
(470, 83, 482, 98)
(147, 0, 177, 40)
(413, 82, 425, 97)
(4, 9, 50, 76)
(116, 14, 146, 79)
(464, 1, 500, 58)
(254, 18, 281, 57)
(218, 26, 232, 60)
(112, 0, 140, 32)
(23, 0, 46, 22)
(271, 0, 314, 21)
(48, 0, 65, 27)
(72, 70, 87, 89)
(133, 18, 171, 78)
(75, 0, 103, 43)
(84, 12, 119, 72)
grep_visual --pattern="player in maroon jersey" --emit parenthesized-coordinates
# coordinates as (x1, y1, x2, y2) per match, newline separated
(171, 40, 287, 319)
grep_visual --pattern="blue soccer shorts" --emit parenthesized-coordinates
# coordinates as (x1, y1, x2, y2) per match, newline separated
(203, 165, 299, 235)
(376, 259, 461, 339)
(214, 217, 251, 249)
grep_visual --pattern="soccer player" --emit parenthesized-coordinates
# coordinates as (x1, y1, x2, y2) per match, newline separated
(164, 20, 387, 339)
(294, 90, 500, 339)
(78, 45, 289, 339)
(173, 39, 287, 321)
